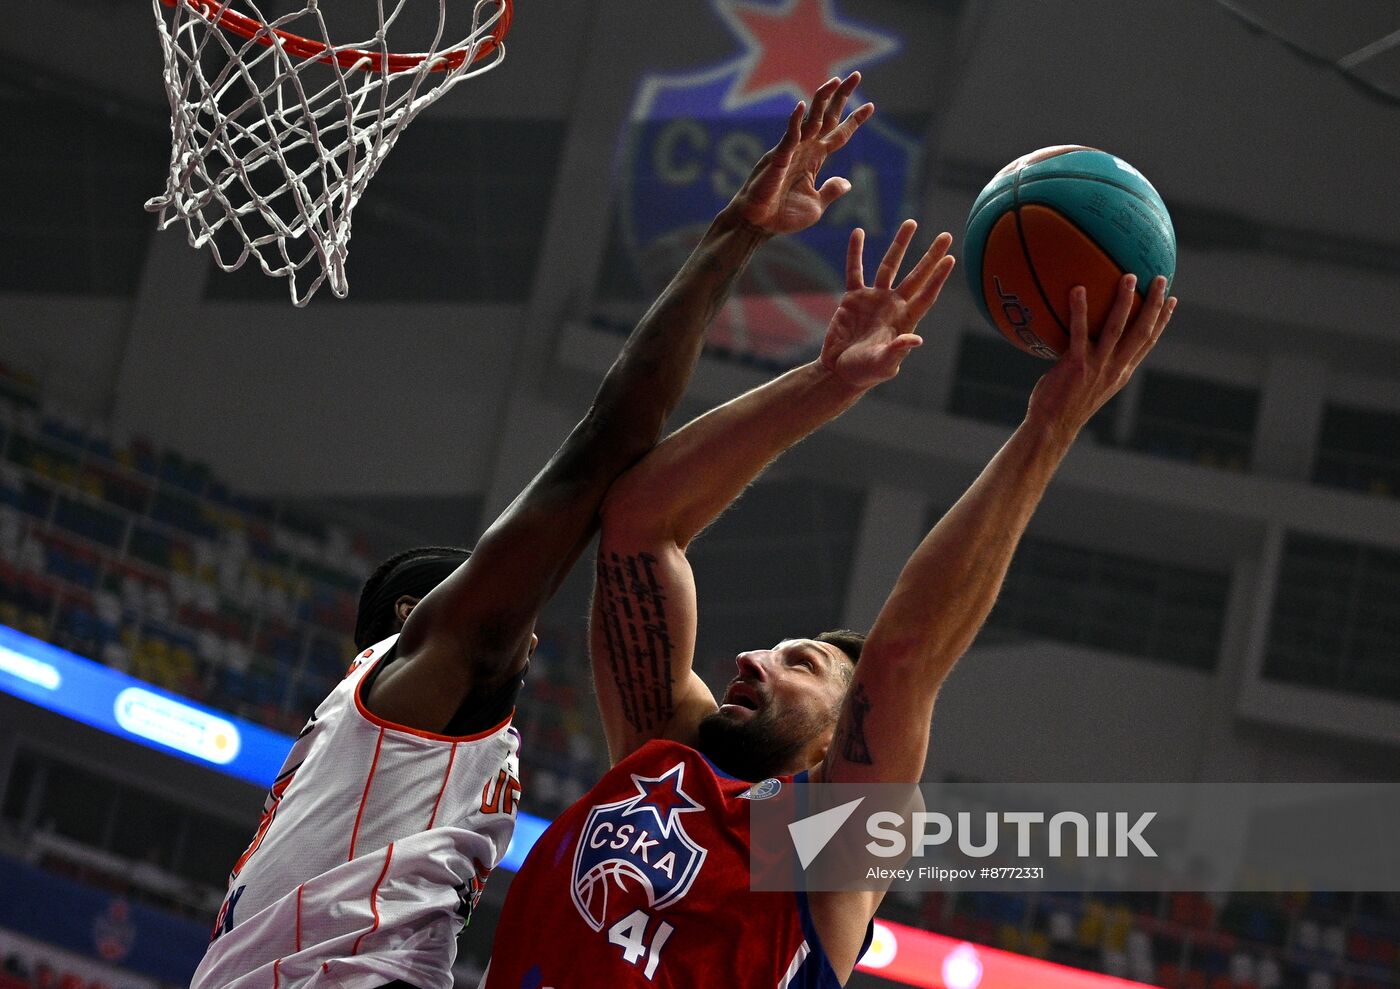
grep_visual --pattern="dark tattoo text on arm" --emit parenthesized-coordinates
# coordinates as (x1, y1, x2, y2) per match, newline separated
(596, 551, 676, 734)
(834, 683, 874, 765)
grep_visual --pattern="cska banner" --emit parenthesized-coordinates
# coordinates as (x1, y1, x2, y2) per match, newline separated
(619, 0, 922, 366)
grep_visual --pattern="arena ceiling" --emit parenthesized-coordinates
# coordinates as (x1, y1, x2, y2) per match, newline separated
(5, 0, 1399, 275)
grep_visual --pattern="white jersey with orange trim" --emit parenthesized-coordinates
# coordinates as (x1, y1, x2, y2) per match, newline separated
(191, 635, 521, 989)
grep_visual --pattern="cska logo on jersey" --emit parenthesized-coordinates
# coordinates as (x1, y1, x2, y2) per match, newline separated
(570, 763, 707, 932)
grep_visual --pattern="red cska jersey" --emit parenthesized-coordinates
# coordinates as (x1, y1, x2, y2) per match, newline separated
(484, 739, 869, 988)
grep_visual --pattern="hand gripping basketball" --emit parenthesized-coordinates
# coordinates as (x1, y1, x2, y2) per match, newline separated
(1027, 275, 1178, 440)
(729, 72, 875, 236)
(819, 220, 957, 391)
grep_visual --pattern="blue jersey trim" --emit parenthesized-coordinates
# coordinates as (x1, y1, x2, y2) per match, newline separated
(792, 889, 874, 988)
(700, 751, 743, 781)
(695, 758, 871, 985)
(699, 756, 808, 785)
(790, 768, 872, 988)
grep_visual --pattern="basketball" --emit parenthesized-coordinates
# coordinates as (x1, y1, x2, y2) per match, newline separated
(963, 146, 1176, 359)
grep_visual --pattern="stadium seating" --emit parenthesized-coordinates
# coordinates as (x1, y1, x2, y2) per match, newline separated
(0, 360, 602, 819)
(3, 355, 1397, 989)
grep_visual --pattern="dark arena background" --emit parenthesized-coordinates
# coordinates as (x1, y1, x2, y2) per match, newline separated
(2, 1, 1399, 987)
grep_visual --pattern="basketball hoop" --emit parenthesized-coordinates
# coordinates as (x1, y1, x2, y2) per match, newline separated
(146, 0, 513, 306)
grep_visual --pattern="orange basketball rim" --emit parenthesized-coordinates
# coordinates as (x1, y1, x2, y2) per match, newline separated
(158, 0, 514, 73)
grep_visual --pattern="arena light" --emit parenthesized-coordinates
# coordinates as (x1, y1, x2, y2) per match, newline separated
(0, 641, 61, 691)
(113, 687, 242, 765)
(0, 621, 555, 859)
(500, 809, 550, 873)
(0, 623, 286, 785)
(855, 920, 1155, 989)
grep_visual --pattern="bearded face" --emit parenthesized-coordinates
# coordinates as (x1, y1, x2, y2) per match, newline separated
(696, 639, 852, 782)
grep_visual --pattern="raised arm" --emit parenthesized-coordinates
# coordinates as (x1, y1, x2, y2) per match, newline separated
(590, 223, 957, 764)
(807, 278, 1176, 985)
(366, 76, 877, 732)
(817, 275, 1178, 788)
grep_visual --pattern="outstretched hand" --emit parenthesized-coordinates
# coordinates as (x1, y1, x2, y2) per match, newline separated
(820, 220, 956, 390)
(1028, 274, 1178, 440)
(730, 73, 874, 236)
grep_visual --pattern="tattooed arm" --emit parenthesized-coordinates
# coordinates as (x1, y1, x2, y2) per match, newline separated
(591, 224, 957, 765)
(814, 276, 1178, 788)
(806, 278, 1176, 986)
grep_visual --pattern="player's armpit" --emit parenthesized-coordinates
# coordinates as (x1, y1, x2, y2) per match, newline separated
(808, 889, 886, 984)
(365, 414, 704, 733)
(363, 488, 599, 733)
(589, 536, 717, 765)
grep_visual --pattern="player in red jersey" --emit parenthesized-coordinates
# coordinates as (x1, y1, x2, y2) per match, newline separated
(484, 221, 1176, 984)
(193, 75, 878, 989)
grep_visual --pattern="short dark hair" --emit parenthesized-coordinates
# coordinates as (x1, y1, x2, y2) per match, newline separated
(813, 628, 865, 678)
(353, 545, 469, 651)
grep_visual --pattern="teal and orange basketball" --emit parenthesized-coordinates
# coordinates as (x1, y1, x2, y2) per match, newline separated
(963, 146, 1176, 359)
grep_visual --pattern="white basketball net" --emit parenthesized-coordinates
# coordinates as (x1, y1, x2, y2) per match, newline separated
(146, 0, 510, 306)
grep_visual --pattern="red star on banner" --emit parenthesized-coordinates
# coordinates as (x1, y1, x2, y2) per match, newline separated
(717, 0, 897, 108)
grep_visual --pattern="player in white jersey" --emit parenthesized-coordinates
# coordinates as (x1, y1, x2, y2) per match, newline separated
(191, 636, 519, 989)
(190, 74, 878, 989)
